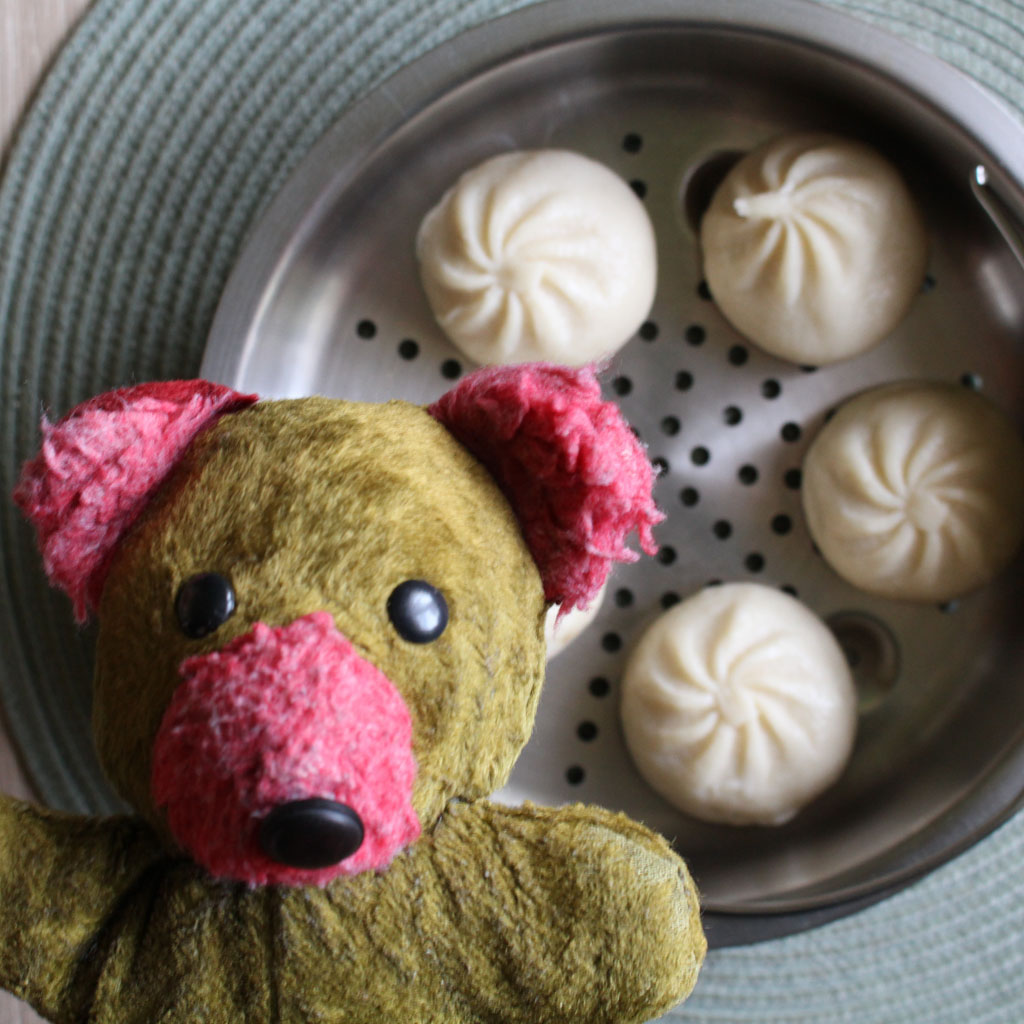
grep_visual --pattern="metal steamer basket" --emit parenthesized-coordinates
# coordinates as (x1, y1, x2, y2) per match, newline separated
(203, 0, 1024, 946)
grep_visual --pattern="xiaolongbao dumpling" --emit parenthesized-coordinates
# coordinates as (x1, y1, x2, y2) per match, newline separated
(544, 579, 608, 661)
(620, 583, 857, 827)
(700, 133, 928, 365)
(802, 381, 1024, 602)
(416, 150, 657, 366)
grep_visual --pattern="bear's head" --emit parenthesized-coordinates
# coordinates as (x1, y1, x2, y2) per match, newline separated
(15, 365, 661, 887)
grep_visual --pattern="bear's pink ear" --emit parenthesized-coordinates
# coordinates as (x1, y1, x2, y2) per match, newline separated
(429, 363, 663, 614)
(14, 380, 258, 622)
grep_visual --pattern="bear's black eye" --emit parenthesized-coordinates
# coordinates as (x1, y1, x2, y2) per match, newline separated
(387, 580, 448, 643)
(175, 573, 237, 639)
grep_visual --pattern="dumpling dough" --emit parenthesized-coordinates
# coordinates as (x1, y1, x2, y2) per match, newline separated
(802, 381, 1024, 602)
(620, 584, 857, 827)
(700, 132, 928, 365)
(416, 150, 657, 366)
(544, 579, 608, 660)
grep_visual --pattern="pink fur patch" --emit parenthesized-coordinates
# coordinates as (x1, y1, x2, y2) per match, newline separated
(152, 612, 421, 886)
(13, 380, 257, 621)
(429, 363, 663, 613)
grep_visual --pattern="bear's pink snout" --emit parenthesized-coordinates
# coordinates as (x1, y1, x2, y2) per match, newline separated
(151, 611, 421, 886)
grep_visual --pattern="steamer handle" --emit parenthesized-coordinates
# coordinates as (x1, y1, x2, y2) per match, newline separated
(971, 165, 1024, 273)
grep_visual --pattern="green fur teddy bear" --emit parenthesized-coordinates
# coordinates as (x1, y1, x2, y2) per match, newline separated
(2, 362, 705, 1023)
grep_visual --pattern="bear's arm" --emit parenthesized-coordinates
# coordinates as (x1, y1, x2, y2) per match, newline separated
(0, 794, 165, 1023)
(422, 798, 706, 1023)
(288, 798, 705, 1024)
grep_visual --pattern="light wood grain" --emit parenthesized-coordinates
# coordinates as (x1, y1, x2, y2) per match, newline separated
(1, 1, 90, 161)
(1, 4, 95, 1020)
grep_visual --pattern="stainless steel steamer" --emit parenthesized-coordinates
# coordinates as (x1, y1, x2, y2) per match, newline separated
(203, 0, 1024, 945)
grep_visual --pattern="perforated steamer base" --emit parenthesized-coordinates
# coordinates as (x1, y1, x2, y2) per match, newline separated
(203, 1, 1024, 946)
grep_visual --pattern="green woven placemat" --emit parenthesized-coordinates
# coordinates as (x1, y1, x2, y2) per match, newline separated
(1, 1, 1022, 1021)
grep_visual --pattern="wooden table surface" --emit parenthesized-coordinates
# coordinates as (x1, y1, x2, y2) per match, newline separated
(1, 5, 95, 1020)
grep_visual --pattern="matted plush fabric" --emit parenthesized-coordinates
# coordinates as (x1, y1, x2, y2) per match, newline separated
(1, 0, 1022, 1021)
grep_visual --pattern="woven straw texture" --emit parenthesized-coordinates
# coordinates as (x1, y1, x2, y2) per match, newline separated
(1, 0, 1023, 1021)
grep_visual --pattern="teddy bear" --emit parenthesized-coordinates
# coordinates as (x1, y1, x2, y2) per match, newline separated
(2, 362, 705, 1023)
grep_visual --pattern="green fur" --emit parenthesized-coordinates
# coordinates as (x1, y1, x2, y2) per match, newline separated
(2, 396, 705, 1022)
(96, 399, 547, 827)
(0, 799, 702, 1023)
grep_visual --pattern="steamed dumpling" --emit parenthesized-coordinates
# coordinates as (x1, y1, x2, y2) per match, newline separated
(700, 133, 928, 365)
(544, 580, 608, 661)
(802, 381, 1024, 602)
(416, 150, 657, 366)
(620, 583, 857, 827)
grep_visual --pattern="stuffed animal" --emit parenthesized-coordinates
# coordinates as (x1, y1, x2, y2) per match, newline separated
(3, 362, 705, 1023)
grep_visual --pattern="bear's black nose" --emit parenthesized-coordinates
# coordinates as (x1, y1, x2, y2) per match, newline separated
(259, 798, 364, 869)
